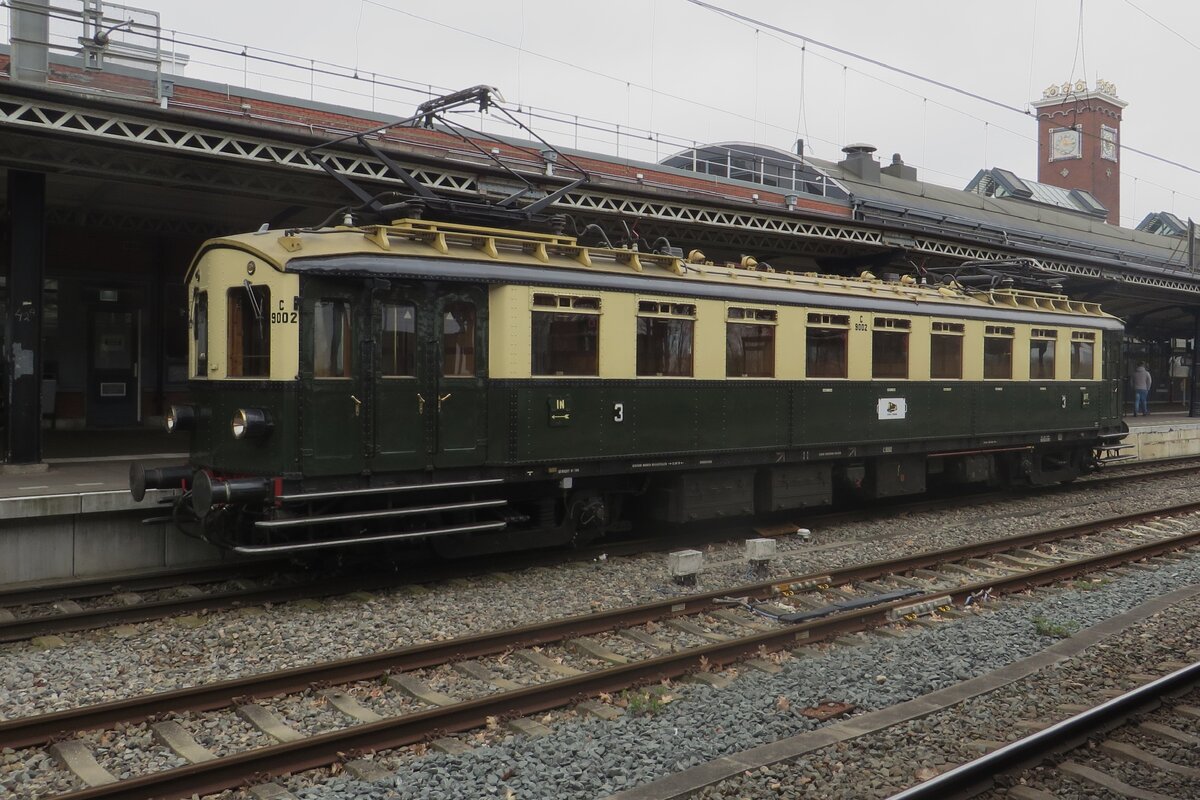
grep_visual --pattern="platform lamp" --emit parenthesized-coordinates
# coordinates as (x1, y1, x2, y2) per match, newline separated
(785, 193, 800, 212)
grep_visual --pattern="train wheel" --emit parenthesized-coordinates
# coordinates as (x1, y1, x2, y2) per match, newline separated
(567, 492, 611, 547)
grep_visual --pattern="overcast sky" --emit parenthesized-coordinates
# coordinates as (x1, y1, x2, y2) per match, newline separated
(39, 0, 1200, 229)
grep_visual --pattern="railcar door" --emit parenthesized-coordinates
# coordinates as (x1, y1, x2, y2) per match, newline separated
(369, 284, 430, 472)
(433, 285, 488, 468)
(300, 277, 366, 476)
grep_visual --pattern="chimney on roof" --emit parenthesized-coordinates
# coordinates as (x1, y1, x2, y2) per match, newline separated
(881, 153, 917, 181)
(839, 143, 880, 182)
(10, 0, 49, 83)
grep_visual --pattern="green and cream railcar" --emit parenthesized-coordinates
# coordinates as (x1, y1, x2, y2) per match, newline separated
(131, 219, 1125, 554)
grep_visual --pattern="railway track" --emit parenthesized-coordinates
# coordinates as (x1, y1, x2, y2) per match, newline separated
(0, 563, 410, 644)
(4, 456, 1198, 646)
(7, 501, 1200, 800)
(889, 662, 1200, 799)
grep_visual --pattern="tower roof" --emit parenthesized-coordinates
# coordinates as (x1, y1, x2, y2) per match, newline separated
(1030, 78, 1128, 110)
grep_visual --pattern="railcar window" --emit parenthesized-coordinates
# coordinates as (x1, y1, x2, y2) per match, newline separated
(806, 313, 849, 379)
(443, 301, 476, 377)
(193, 291, 208, 377)
(872, 317, 910, 379)
(313, 300, 352, 378)
(532, 294, 600, 376)
(227, 285, 270, 377)
(1029, 328, 1057, 380)
(930, 321, 963, 379)
(637, 300, 695, 377)
(381, 303, 416, 377)
(1071, 331, 1095, 380)
(984, 325, 1013, 380)
(726, 307, 776, 378)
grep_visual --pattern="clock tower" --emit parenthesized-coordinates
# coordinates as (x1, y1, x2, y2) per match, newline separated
(1031, 79, 1126, 225)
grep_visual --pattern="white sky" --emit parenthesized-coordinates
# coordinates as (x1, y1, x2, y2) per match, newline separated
(44, 1, 1200, 229)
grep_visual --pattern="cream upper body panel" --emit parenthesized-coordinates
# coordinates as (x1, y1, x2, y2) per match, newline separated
(192, 220, 1116, 384)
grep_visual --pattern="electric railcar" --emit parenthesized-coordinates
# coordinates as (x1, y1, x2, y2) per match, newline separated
(130, 218, 1127, 555)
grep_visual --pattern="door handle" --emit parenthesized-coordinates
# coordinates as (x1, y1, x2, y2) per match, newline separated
(351, 395, 362, 417)
(438, 392, 452, 411)
(417, 393, 425, 415)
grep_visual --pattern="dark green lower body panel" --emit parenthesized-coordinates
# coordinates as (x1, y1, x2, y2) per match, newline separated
(492, 379, 1120, 464)
(183, 382, 300, 476)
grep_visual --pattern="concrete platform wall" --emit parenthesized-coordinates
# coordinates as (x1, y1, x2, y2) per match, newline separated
(1122, 423, 1200, 462)
(0, 489, 224, 584)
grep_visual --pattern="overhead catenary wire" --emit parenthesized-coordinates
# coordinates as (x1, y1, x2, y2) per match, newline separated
(1122, 0, 1200, 53)
(687, 0, 1028, 116)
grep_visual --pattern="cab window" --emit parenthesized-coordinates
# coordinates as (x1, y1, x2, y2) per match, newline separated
(193, 291, 208, 377)
(227, 285, 270, 377)
(313, 299, 352, 378)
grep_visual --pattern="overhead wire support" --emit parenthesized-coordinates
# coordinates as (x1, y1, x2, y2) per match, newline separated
(302, 85, 590, 228)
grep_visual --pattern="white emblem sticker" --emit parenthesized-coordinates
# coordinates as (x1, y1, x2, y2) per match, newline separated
(877, 398, 907, 420)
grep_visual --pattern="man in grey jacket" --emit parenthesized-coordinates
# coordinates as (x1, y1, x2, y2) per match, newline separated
(1133, 362, 1152, 416)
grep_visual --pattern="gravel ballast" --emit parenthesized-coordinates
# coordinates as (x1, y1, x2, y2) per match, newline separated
(3, 473, 1200, 800)
(280, 551, 1200, 800)
(4, 473, 1197, 721)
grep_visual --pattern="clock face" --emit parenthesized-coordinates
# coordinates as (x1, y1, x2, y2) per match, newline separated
(1050, 128, 1082, 160)
(1101, 126, 1118, 161)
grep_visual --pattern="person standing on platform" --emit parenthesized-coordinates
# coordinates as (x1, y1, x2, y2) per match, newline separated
(1133, 362, 1152, 416)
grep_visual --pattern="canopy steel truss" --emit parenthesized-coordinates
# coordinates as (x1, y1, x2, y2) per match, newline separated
(2, 87, 1200, 300)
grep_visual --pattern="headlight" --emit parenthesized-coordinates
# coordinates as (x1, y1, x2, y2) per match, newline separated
(231, 408, 273, 440)
(165, 405, 196, 433)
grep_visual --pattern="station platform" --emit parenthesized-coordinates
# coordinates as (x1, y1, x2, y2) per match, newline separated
(0, 430, 220, 585)
(0, 428, 186, 515)
(1118, 410, 1200, 460)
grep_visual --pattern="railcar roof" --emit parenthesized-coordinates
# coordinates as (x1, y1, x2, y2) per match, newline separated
(197, 218, 1122, 328)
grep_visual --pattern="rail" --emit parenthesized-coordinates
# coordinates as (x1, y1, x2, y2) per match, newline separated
(887, 660, 1200, 799)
